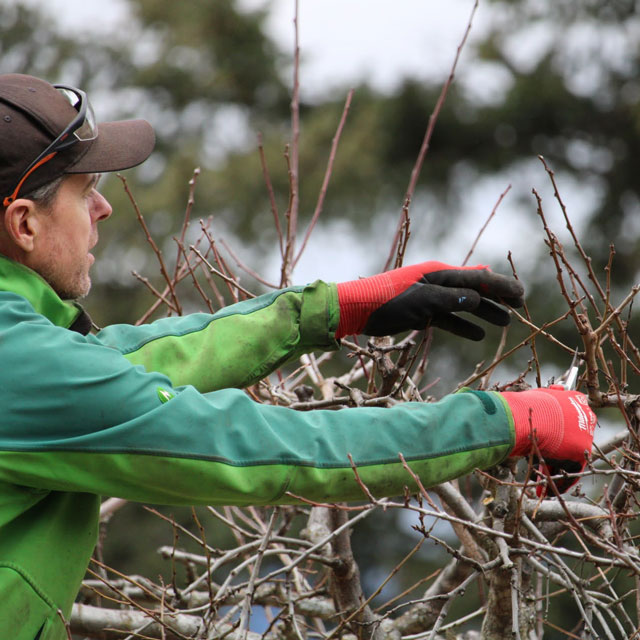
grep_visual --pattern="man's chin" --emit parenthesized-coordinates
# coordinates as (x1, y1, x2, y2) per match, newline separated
(74, 285, 91, 301)
(56, 279, 92, 301)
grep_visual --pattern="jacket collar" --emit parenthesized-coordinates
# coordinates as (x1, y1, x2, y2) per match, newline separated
(0, 254, 91, 333)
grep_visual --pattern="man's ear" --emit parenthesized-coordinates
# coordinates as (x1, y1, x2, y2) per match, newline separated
(2, 198, 40, 253)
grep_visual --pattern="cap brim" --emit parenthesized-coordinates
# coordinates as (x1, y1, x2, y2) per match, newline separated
(66, 119, 156, 174)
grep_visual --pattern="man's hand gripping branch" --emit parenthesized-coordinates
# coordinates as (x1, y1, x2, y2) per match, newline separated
(502, 387, 597, 496)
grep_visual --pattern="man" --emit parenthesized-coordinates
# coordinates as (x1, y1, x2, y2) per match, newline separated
(0, 74, 596, 640)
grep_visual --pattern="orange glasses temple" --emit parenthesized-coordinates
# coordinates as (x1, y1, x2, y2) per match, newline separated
(2, 151, 58, 208)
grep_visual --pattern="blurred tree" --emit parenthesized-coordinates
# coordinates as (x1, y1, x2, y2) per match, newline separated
(3, 0, 639, 299)
(466, 0, 640, 275)
(2, 3, 638, 633)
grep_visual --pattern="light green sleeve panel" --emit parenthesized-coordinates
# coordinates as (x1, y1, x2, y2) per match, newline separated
(96, 281, 340, 391)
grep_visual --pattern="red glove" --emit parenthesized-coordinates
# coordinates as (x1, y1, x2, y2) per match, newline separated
(500, 388, 597, 496)
(336, 261, 524, 340)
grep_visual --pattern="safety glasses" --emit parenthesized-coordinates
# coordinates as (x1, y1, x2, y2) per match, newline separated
(3, 84, 98, 207)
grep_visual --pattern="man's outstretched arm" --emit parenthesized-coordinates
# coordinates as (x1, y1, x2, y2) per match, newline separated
(0, 297, 594, 504)
(97, 262, 523, 393)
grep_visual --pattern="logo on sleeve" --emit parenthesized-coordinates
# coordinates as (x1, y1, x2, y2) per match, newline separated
(157, 387, 175, 404)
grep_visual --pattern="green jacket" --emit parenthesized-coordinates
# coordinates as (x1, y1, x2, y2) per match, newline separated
(0, 255, 515, 640)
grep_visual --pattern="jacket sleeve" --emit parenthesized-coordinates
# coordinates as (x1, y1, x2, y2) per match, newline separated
(0, 296, 515, 506)
(95, 280, 340, 392)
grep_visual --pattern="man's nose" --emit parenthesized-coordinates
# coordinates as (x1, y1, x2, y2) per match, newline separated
(90, 190, 113, 223)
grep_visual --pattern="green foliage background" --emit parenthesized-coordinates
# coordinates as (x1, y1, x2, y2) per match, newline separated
(2, 0, 638, 633)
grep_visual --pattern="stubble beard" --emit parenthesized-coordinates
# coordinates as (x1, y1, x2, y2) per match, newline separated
(37, 254, 92, 301)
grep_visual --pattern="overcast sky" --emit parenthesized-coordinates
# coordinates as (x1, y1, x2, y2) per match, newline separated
(24, 0, 484, 94)
(255, 1, 483, 94)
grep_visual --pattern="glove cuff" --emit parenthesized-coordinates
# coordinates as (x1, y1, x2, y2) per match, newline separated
(336, 274, 396, 338)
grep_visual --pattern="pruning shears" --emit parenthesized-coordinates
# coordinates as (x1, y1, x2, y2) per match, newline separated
(551, 348, 581, 391)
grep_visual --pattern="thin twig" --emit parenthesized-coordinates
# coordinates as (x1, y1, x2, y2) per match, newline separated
(385, 0, 479, 270)
(462, 183, 511, 266)
(257, 133, 284, 258)
(120, 175, 182, 315)
(294, 89, 354, 267)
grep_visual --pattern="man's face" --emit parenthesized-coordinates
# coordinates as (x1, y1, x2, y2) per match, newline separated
(31, 173, 112, 300)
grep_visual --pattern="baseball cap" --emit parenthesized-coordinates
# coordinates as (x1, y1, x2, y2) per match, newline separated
(0, 74, 155, 205)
